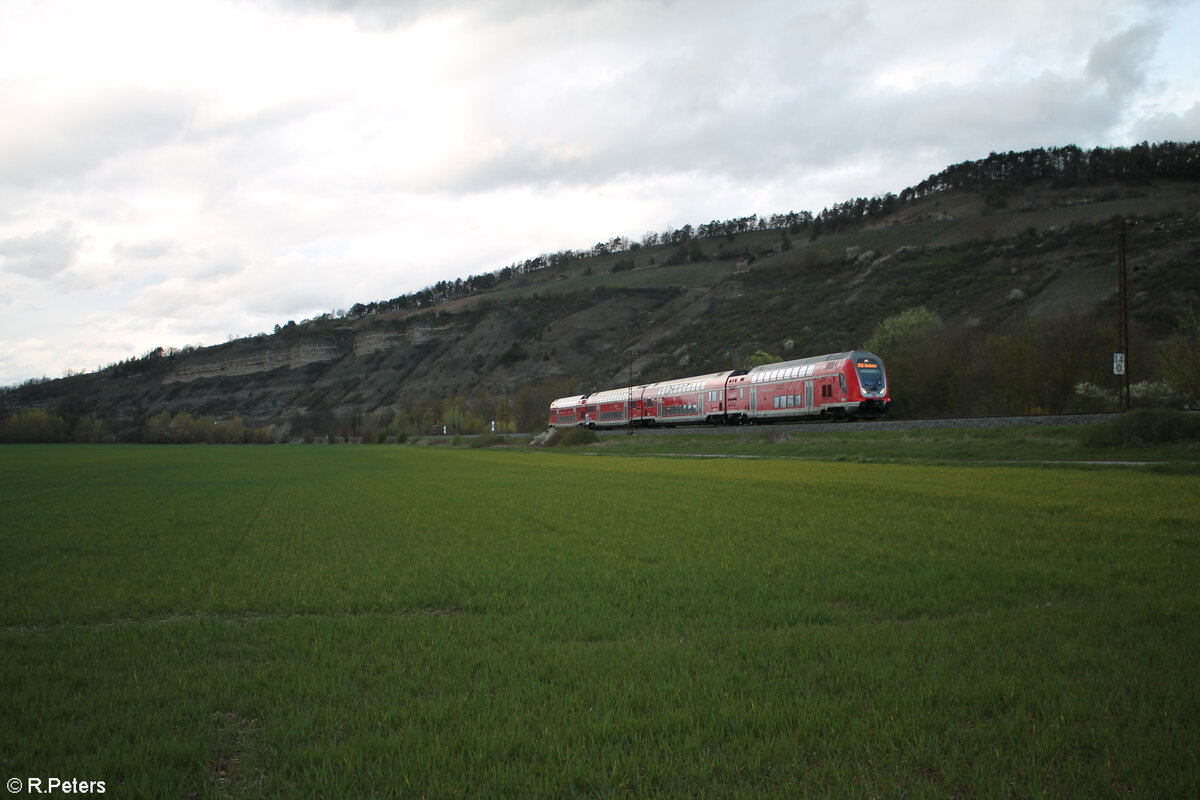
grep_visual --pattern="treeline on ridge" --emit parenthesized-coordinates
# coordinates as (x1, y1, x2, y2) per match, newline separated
(348, 142, 1200, 319)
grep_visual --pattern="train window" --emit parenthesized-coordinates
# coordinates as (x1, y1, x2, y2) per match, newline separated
(856, 360, 884, 391)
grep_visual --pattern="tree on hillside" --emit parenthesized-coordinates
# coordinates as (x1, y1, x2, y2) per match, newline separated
(866, 307, 953, 417)
(744, 350, 781, 368)
(1160, 306, 1200, 409)
(866, 307, 943, 356)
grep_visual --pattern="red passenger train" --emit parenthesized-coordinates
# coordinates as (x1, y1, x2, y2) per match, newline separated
(548, 350, 890, 429)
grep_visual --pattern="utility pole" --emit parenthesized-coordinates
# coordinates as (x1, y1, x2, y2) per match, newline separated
(1116, 219, 1131, 412)
(627, 351, 634, 434)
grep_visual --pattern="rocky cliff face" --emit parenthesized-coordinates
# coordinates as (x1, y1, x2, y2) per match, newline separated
(164, 341, 345, 383)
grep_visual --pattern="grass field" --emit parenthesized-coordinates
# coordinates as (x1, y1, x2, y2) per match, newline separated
(1, 444, 1197, 798)
(566, 422, 1200, 471)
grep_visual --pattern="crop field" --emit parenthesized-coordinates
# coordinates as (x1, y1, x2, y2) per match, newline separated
(1, 444, 1197, 798)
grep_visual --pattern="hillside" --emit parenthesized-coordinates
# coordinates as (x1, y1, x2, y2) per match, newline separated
(5, 151, 1200, 440)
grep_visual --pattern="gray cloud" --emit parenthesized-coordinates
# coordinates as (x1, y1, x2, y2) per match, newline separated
(0, 222, 82, 279)
(1130, 100, 1200, 142)
(1086, 21, 1163, 97)
(367, 0, 1178, 200)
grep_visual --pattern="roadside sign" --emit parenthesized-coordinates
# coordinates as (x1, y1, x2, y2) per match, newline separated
(1114, 353, 1126, 375)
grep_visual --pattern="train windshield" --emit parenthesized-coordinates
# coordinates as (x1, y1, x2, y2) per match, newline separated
(855, 358, 884, 391)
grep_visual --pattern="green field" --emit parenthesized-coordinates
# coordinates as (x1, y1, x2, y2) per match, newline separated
(1, 444, 1197, 798)
(564, 420, 1200, 471)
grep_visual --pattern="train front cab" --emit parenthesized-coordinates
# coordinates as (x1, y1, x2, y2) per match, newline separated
(736, 351, 890, 422)
(846, 350, 889, 418)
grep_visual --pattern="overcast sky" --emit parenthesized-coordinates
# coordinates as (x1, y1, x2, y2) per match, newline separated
(2, 0, 1198, 386)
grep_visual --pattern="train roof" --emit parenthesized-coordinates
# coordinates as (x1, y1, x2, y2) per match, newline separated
(644, 370, 734, 395)
(548, 395, 586, 410)
(744, 350, 878, 375)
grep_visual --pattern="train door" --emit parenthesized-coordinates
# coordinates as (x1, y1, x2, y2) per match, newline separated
(751, 387, 757, 411)
(805, 381, 813, 409)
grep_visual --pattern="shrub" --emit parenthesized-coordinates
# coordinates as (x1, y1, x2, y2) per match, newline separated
(0, 409, 69, 443)
(470, 434, 507, 448)
(559, 428, 599, 446)
(1080, 409, 1200, 447)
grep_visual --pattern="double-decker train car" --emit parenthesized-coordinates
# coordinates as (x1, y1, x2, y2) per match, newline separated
(548, 350, 889, 429)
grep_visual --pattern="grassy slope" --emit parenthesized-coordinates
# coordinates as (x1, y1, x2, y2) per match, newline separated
(559, 422, 1200, 471)
(460, 181, 1200, 302)
(1, 444, 1197, 797)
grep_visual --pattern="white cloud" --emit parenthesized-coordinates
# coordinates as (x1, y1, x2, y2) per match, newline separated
(0, 86, 195, 188)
